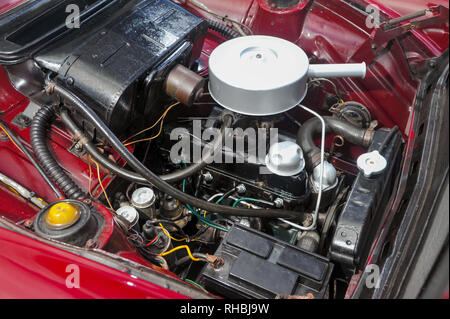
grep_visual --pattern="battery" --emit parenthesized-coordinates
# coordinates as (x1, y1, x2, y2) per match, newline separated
(199, 224, 334, 299)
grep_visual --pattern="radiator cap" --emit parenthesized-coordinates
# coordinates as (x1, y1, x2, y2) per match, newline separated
(357, 151, 387, 178)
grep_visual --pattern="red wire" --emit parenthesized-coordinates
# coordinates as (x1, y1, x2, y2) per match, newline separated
(145, 234, 161, 247)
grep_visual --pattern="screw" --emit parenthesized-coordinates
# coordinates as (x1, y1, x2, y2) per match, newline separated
(0, 131, 7, 140)
(236, 184, 246, 194)
(24, 219, 33, 229)
(18, 115, 31, 126)
(274, 198, 284, 208)
(346, 240, 352, 246)
(85, 239, 98, 249)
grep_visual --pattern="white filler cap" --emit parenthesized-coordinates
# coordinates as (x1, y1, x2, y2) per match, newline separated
(131, 187, 156, 209)
(357, 151, 387, 178)
(116, 206, 139, 227)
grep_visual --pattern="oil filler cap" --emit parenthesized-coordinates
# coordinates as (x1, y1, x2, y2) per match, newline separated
(265, 141, 305, 176)
(357, 151, 387, 178)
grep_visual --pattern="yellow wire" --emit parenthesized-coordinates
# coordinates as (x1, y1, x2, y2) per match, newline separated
(87, 156, 94, 198)
(159, 222, 187, 242)
(0, 182, 19, 195)
(0, 124, 25, 155)
(122, 102, 180, 144)
(159, 245, 200, 262)
(123, 117, 165, 147)
(158, 221, 204, 243)
(92, 158, 114, 212)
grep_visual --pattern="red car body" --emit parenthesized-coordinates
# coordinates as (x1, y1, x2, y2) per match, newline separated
(0, 0, 448, 298)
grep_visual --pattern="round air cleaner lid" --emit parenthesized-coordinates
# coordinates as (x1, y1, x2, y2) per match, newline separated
(209, 36, 366, 116)
(209, 35, 310, 116)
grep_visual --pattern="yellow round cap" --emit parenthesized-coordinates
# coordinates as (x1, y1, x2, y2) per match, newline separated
(45, 202, 81, 230)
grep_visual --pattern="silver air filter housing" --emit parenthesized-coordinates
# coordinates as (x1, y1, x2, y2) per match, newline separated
(209, 36, 366, 116)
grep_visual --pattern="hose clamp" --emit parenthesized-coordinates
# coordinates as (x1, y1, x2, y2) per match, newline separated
(362, 121, 378, 147)
(44, 83, 56, 95)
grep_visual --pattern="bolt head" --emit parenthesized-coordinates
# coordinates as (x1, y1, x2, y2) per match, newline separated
(203, 172, 213, 183)
(274, 198, 284, 208)
(66, 77, 75, 86)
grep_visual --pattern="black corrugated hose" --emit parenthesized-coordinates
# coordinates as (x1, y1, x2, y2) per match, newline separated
(207, 20, 240, 39)
(30, 104, 85, 199)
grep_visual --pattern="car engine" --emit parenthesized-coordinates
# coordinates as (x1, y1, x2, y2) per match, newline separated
(1, 0, 446, 299)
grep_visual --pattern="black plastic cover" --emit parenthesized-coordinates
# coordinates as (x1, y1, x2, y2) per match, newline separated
(33, 0, 207, 135)
(2, 0, 207, 135)
(330, 129, 403, 269)
(199, 224, 333, 299)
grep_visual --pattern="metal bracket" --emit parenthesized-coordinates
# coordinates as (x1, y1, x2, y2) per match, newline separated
(372, 5, 449, 49)
(352, 5, 449, 64)
(10, 102, 41, 129)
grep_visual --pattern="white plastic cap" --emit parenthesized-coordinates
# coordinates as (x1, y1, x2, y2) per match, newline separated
(357, 151, 387, 178)
(116, 206, 139, 227)
(131, 187, 156, 209)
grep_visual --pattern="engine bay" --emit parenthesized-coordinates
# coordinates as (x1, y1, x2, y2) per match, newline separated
(0, 0, 447, 299)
